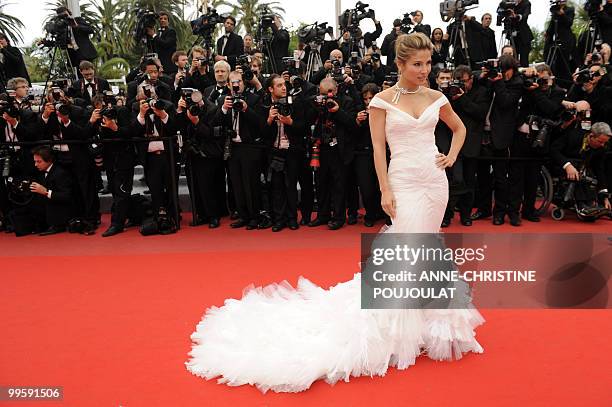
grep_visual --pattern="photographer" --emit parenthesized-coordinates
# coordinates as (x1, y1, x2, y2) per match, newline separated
(566, 63, 612, 124)
(262, 74, 306, 231)
(148, 11, 177, 75)
(347, 83, 383, 227)
(595, 0, 612, 46)
(381, 19, 402, 71)
(516, 64, 566, 222)
(171, 51, 189, 95)
(481, 14, 498, 60)
(270, 15, 290, 74)
(479, 55, 525, 226)
(132, 86, 177, 220)
(39, 88, 99, 232)
(339, 19, 383, 60)
(498, 0, 533, 67)
(544, 1, 576, 85)
(550, 119, 611, 211)
(0, 33, 30, 86)
(310, 49, 344, 85)
(202, 60, 231, 105)
(71, 61, 111, 107)
(431, 28, 450, 70)
(212, 71, 265, 230)
(177, 89, 225, 229)
(86, 95, 135, 237)
(412, 11, 432, 37)
(183, 46, 215, 94)
(447, 15, 486, 70)
(362, 46, 391, 87)
(0, 78, 39, 231)
(236, 55, 264, 97)
(215, 16, 244, 69)
(127, 59, 173, 111)
(438, 66, 491, 227)
(54, 6, 97, 66)
(307, 77, 357, 230)
(8, 146, 74, 236)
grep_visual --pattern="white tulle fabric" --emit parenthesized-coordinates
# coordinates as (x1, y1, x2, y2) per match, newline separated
(186, 93, 485, 393)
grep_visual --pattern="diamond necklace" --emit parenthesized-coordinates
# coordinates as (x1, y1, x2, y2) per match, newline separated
(392, 84, 422, 104)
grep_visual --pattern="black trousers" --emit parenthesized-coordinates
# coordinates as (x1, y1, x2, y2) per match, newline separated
(106, 165, 134, 227)
(316, 146, 348, 223)
(516, 39, 531, 67)
(444, 155, 477, 221)
(186, 154, 226, 220)
(144, 152, 176, 216)
(475, 141, 494, 214)
(513, 135, 541, 217)
(270, 149, 300, 224)
(297, 154, 314, 223)
(346, 151, 382, 221)
(228, 143, 264, 223)
(56, 151, 100, 223)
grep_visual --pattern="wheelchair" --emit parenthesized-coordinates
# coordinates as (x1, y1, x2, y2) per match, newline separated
(547, 171, 611, 222)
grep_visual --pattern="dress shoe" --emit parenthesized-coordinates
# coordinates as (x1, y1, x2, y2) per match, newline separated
(39, 226, 65, 236)
(230, 219, 248, 228)
(230, 211, 240, 220)
(327, 220, 344, 230)
(471, 210, 491, 221)
(509, 214, 522, 227)
(190, 217, 207, 227)
(299, 214, 311, 226)
(125, 220, 138, 228)
(246, 220, 259, 230)
(460, 218, 473, 227)
(258, 218, 273, 230)
(364, 219, 375, 227)
(272, 223, 286, 232)
(288, 220, 299, 230)
(441, 218, 451, 228)
(347, 214, 358, 225)
(308, 218, 329, 227)
(522, 214, 541, 222)
(209, 218, 220, 229)
(102, 225, 124, 237)
(493, 216, 505, 226)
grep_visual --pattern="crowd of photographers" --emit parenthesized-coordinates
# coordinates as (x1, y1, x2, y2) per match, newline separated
(0, 0, 611, 237)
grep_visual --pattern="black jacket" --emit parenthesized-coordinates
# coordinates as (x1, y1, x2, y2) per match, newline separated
(519, 84, 566, 123)
(271, 28, 290, 73)
(131, 111, 176, 164)
(71, 77, 111, 106)
(308, 94, 357, 164)
(482, 26, 497, 60)
(510, 0, 534, 45)
(451, 84, 492, 157)
(211, 92, 265, 146)
(67, 17, 97, 64)
(413, 24, 431, 37)
(177, 100, 224, 159)
(262, 97, 307, 153)
(566, 83, 612, 126)
(154, 27, 177, 74)
(39, 163, 74, 227)
(1, 45, 30, 84)
(489, 74, 524, 150)
(216, 32, 244, 68)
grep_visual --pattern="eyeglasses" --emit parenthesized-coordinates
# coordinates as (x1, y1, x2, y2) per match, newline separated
(230, 80, 241, 84)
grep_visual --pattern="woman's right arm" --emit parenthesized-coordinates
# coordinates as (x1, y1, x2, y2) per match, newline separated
(370, 105, 396, 219)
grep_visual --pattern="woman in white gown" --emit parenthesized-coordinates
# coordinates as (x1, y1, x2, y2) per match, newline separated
(186, 33, 485, 393)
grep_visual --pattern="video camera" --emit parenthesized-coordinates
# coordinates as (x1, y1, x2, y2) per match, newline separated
(339, 1, 375, 33)
(42, 13, 72, 48)
(440, 0, 479, 22)
(180, 88, 203, 116)
(439, 79, 465, 97)
(297, 22, 334, 45)
(190, 8, 227, 37)
(134, 9, 159, 41)
(584, 0, 604, 17)
(575, 68, 601, 85)
(496, 0, 519, 26)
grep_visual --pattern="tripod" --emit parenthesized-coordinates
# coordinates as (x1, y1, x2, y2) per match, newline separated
(499, 17, 518, 55)
(449, 16, 471, 68)
(545, 15, 573, 87)
(258, 35, 277, 75)
(42, 45, 76, 98)
(305, 42, 323, 81)
(582, 17, 602, 60)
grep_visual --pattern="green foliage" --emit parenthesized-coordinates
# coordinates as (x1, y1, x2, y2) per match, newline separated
(529, 27, 545, 64)
(0, 0, 24, 44)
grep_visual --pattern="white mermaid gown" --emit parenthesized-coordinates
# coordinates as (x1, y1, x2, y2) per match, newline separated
(186, 93, 485, 393)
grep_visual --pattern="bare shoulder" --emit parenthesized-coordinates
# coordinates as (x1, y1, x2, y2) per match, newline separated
(373, 87, 397, 105)
(425, 88, 445, 103)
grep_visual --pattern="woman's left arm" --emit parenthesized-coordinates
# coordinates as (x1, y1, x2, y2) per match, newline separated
(437, 102, 466, 169)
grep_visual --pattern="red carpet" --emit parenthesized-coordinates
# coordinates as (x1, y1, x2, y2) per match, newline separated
(1, 214, 611, 406)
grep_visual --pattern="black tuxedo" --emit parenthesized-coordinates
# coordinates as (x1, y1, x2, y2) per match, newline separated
(509, 0, 534, 66)
(154, 27, 177, 74)
(183, 70, 215, 94)
(1, 45, 30, 84)
(216, 32, 244, 68)
(270, 28, 290, 73)
(71, 77, 111, 106)
(127, 79, 173, 111)
(67, 17, 97, 65)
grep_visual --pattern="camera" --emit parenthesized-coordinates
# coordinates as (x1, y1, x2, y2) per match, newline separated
(297, 22, 334, 45)
(273, 96, 293, 117)
(102, 90, 117, 106)
(145, 98, 168, 112)
(348, 52, 362, 74)
(330, 59, 344, 83)
(134, 9, 159, 43)
(575, 68, 600, 85)
(231, 86, 246, 112)
(0, 95, 20, 118)
(54, 102, 71, 116)
(42, 13, 71, 48)
(314, 91, 337, 112)
(339, 1, 375, 33)
(258, 5, 275, 29)
(440, 0, 480, 22)
(496, 0, 519, 26)
(191, 8, 227, 36)
(550, 0, 567, 13)
(584, 0, 604, 17)
(99, 106, 117, 120)
(384, 72, 399, 86)
(439, 79, 465, 97)
(477, 59, 500, 79)
(236, 54, 254, 81)
(282, 57, 299, 76)
(528, 115, 559, 151)
(181, 88, 203, 116)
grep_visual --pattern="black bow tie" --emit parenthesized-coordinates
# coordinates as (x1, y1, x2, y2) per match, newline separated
(85, 82, 94, 88)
